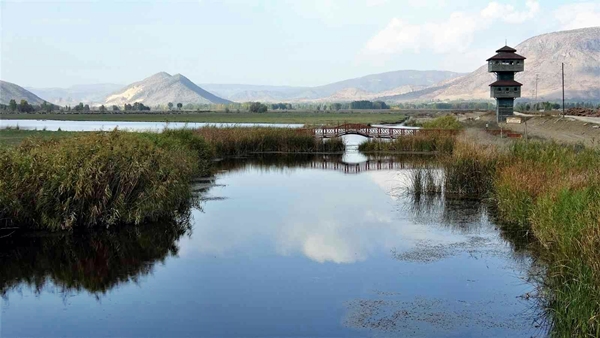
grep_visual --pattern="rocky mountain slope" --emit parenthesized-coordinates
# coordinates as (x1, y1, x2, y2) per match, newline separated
(385, 27, 600, 102)
(28, 84, 123, 106)
(0, 80, 47, 105)
(105, 72, 231, 106)
(201, 70, 463, 102)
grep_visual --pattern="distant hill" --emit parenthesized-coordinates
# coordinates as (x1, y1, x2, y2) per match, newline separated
(105, 72, 231, 106)
(384, 27, 600, 102)
(0, 80, 47, 105)
(201, 70, 464, 102)
(28, 84, 123, 106)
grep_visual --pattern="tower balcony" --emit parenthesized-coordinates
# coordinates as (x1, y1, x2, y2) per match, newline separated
(491, 86, 521, 98)
(490, 80, 522, 99)
(488, 60, 524, 72)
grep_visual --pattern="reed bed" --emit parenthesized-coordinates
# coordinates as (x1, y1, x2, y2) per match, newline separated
(422, 140, 600, 335)
(195, 127, 345, 156)
(358, 133, 457, 153)
(0, 130, 210, 231)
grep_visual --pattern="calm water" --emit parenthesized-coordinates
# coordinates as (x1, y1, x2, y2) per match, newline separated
(0, 119, 418, 132)
(0, 119, 304, 131)
(0, 155, 543, 337)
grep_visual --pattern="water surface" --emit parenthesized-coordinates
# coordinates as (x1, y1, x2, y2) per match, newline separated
(0, 155, 542, 337)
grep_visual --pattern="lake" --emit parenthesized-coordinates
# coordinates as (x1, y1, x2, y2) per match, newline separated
(0, 153, 544, 337)
(0, 119, 418, 132)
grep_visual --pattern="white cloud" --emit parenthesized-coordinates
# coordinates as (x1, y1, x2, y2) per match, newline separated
(481, 0, 539, 24)
(554, 3, 600, 30)
(366, 0, 388, 7)
(363, 1, 540, 56)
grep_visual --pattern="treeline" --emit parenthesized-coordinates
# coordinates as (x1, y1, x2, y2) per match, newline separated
(516, 101, 600, 112)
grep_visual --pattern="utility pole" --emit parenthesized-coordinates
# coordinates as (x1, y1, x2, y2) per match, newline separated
(562, 63, 565, 117)
(535, 74, 538, 101)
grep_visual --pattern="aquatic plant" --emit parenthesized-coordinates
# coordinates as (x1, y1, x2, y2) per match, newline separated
(421, 115, 463, 130)
(435, 139, 600, 336)
(358, 132, 457, 153)
(195, 126, 345, 156)
(0, 130, 208, 230)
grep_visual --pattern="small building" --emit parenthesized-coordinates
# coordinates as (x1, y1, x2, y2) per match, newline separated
(487, 45, 525, 122)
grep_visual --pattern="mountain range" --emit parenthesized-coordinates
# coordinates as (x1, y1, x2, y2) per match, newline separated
(3, 27, 599, 106)
(380, 26, 600, 102)
(0, 81, 46, 105)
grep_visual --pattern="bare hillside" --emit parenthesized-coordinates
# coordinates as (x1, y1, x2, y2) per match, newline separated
(0, 80, 47, 105)
(105, 72, 231, 106)
(392, 27, 600, 102)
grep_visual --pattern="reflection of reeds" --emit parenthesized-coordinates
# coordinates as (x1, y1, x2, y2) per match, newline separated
(0, 219, 191, 297)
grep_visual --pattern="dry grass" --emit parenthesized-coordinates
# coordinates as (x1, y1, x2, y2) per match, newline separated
(0, 130, 209, 230)
(195, 127, 345, 156)
(359, 133, 457, 153)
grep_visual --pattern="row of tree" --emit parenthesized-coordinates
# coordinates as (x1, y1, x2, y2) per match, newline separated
(3, 99, 600, 114)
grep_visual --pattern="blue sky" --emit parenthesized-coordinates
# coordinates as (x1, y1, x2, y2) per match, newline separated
(1, 0, 598, 88)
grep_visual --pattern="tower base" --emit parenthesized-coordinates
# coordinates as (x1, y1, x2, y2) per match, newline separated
(496, 98, 514, 123)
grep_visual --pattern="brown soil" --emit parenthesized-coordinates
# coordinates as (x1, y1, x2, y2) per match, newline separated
(453, 111, 600, 147)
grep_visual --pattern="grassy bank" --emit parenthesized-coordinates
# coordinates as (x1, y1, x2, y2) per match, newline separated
(358, 133, 458, 153)
(1, 111, 407, 124)
(0, 128, 77, 146)
(196, 127, 344, 156)
(0, 130, 211, 231)
(412, 140, 600, 335)
(0, 127, 343, 231)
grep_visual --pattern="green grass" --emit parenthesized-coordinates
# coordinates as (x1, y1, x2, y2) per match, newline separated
(434, 140, 600, 336)
(358, 132, 458, 154)
(1, 112, 408, 125)
(0, 128, 77, 146)
(196, 127, 345, 156)
(421, 115, 463, 129)
(0, 130, 211, 231)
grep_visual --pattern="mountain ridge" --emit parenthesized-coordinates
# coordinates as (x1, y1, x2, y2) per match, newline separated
(0, 80, 47, 105)
(104, 72, 231, 106)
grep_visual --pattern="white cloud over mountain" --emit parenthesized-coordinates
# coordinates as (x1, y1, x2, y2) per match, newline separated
(554, 3, 600, 30)
(363, 1, 541, 57)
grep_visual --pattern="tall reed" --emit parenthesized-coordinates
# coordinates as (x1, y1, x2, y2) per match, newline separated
(0, 130, 208, 230)
(195, 127, 344, 156)
(358, 133, 457, 153)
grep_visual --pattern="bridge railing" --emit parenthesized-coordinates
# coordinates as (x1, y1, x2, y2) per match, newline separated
(307, 124, 459, 139)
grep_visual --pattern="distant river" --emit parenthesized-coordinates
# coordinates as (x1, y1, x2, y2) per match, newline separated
(0, 119, 418, 132)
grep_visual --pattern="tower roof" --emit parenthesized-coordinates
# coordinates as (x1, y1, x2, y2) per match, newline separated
(496, 45, 517, 53)
(486, 52, 526, 61)
(489, 80, 523, 87)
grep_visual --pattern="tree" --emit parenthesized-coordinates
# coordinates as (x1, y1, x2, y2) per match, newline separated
(84, 104, 90, 112)
(9, 99, 17, 112)
(99, 105, 106, 112)
(177, 103, 183, 110)
(112, 105, 120, 111)
(249, 102, 268, 113)
(18, 100, 33, 113)
(168, 102, 173, 110)
(74, 102, 84, 112)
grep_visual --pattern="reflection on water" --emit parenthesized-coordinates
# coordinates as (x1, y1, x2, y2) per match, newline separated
(0, 220, 190, 297)
(0, 154, 545, 337)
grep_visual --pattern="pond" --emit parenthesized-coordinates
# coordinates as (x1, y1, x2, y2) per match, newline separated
(0, 154, 544, 337)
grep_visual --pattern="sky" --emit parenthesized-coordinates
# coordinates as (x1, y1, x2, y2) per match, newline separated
(1, 0, 599, 88)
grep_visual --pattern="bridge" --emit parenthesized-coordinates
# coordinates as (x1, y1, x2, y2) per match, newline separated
(307, 124, 458, 139)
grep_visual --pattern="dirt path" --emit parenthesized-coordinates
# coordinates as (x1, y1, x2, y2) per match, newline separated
(452, 111, 600, 147)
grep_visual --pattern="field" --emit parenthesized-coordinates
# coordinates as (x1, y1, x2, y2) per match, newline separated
(0, 128, 77, 146)
(0, 111, 410, 125)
